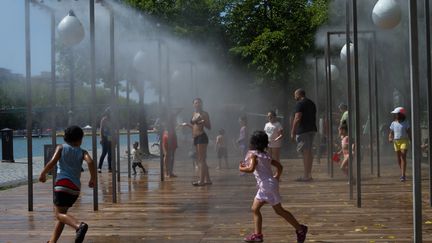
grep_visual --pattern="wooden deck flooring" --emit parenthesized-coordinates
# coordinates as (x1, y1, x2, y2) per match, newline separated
(1, 154, 432, 243)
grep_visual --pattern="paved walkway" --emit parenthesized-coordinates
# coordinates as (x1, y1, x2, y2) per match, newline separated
(0, 157, 45, 188)
(1, 149, 432, 242)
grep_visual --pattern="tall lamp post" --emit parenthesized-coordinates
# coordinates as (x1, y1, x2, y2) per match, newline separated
(57, 0, 98, 210)
(24, 0, 33, 212)
(133, 38, 170, 182)
(30, 0, 57, 204)
(57, 10, 85, 126)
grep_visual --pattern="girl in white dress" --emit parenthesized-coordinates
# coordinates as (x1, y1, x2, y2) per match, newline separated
(240, 131, 307, 243)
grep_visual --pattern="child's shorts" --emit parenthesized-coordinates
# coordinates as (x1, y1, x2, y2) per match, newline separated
(394, 139, 409, 152)
(54, 179, 80, 207)
(217, 147, 227, 159)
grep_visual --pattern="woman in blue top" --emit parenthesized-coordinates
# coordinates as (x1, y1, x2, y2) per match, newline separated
(39, 126, 96, 243)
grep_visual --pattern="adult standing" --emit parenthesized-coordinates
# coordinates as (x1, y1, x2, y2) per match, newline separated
(162, 113, 178, 178)
(98, 108, 112, 173)
(339, 103, 348, 126)
(290, 89, 317, 182)
(182, 98, 212, 186)
(237, 115, 249, 159)
(264, 111, 284, 162)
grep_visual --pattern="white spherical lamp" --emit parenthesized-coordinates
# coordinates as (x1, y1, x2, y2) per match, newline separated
(171, 70, 181, 80)
(340, 43, 354, 63)
(372, 0, 401, 29)
(330, 64, 339, 80)
(133, 50, 147, 72)
(57, 10, 85, 47)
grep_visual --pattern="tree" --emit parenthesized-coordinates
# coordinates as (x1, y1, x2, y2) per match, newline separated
(224, 0, 328, 86)
(124, 0, 330, 128)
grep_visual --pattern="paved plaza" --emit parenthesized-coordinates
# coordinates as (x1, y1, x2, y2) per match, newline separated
(0, 150, 432, 243)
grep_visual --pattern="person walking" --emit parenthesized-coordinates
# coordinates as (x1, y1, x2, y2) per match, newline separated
(290, 89, 317, 182)
(388, 107, 410, 182)
(98, 108, 112, 173)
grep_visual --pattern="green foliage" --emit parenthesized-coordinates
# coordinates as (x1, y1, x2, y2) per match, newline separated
(224, 0, 328, 86)
(124, 0, 228, 42)
(124, 0, 329, 91)
(0, 70, 150, 130)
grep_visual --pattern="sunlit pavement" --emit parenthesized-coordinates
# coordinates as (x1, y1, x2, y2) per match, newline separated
(0, 150, 432, 242)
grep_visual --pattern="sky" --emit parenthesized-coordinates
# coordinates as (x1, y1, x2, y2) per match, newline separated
(0, 0, 157, 102)
(0, 0, 51, 75)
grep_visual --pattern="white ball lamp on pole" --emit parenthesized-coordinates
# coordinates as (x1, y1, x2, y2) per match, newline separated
(133, 50, 147, 72)
(330, 64, 340, 80)
(57, 10, 85, 47)
(372, 0, 402, 29)
(340, 43, 354, 63)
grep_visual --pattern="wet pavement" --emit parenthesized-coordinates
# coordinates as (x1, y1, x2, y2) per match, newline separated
(0, 150, 432, 242)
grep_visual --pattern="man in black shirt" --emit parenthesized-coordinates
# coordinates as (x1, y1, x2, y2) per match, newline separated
(290, 89, 317, 182)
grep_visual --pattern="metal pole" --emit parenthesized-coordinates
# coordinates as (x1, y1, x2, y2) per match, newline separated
(408, 0, 422, 241)
(367, 42, 374, 175)
(90, 0, 99, 211)
(190, 63, 194, 97)
(193, 64, 198, 97)
(352, 0, 361, 208)
(324, 40, 331, 172)
(326, 33, 334, 178)
(25, 0, 33, 212)
(109, 9, 117, 203)
(32, 0, 58, 199)
(50, 8, 57, 201)
(346, 0, 354, 200)
(127, 80, 131, 178)
(108, 8, 120, 184)
(158, 41, 164, 182)
(373, 33, 380, 178)
(68, 49, 75, 126)
(425, 0, 432, 207)
(315, 57, 321, 164)
(166, 47, 172, 178)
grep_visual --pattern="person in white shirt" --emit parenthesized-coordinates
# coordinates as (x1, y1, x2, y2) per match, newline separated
(264, 111, 284, 162)
(388, 107, 411, 182)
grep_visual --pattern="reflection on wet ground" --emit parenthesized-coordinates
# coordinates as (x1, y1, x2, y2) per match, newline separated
(0, 154, 431, 242)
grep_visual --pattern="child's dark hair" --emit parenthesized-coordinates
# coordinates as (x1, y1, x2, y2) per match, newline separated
(64, 125, 84, 144)
(396, 113, 406, 122)
(219, 129, 225, 135)
(193, 97, 202, 103)
(339, 123, 348, 132)
(239, 115, 248, 125)
(249, 130, 269, 152)
(268, 110, 277, 117)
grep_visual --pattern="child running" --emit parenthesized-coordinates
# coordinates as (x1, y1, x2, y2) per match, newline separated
(239, 130, 308, 243)
(131, 141, 147, 175)
(39, 125, 96, 243)
(388, 107, 411, 182)
(337, 123, 349, 176)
